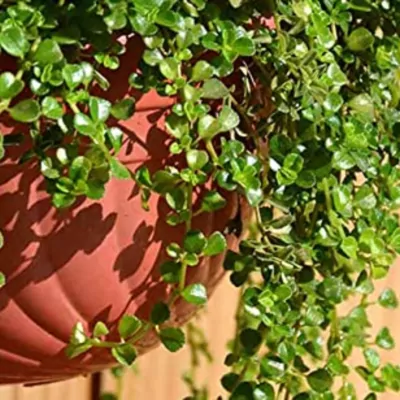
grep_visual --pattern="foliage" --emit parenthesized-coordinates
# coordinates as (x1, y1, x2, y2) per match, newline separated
(1, 0, 400, 398)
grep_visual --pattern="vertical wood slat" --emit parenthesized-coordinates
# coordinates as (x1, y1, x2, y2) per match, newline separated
(2, 259, 400, 400)
(0, 377, 90, 400)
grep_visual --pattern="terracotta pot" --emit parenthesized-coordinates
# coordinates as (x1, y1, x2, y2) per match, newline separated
(0, 38, 247, 385)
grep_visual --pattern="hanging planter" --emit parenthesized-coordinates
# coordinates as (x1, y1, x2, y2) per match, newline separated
(0, 35, 249, 384)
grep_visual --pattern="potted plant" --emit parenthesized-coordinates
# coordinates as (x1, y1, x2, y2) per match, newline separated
(1, 0, 400, 397)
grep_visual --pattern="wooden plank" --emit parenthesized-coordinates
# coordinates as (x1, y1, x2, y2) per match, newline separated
(0, 377, 90, 400)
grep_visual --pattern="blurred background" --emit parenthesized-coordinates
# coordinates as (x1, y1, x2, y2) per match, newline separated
(1, 265, 399, 400)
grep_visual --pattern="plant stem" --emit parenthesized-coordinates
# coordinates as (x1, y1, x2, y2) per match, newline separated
(284, 389, 290, 400)
(179, 184, 193, 292)
(232, 284, 245, 357)
(206, 140, 219, 164)
(322, 177, 332, 212)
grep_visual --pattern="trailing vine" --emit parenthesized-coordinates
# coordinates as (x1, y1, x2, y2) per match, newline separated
(1, 0, 400, 398)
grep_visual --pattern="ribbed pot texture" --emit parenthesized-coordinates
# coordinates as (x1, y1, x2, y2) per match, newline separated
(0, 37, 245, 385)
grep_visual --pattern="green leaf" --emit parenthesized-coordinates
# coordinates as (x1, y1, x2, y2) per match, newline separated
(52, 192, 76, 208)
(198, 115, 221, 140)
(277, 341, 296, 363)
(275, 284, 293, 301)
(261, 355, 286, 378)
(234, 36, 256, 56)
(348, 94, 374, 118)
(378, 289, 398, 309)
(93, 321, 109, 337)
(341, 236, 358, 259)
(42, 97, 64, 119)
(363, 348, 380, 371)
(381, 364, 400, 391)
(118, 315, 142, 339)
(105, 11, 127, 31)
(332, 150, 355, 170)
(150, 302, 170, 325)
(183, 230, 207, 254)
(327, 63, 347, 87)
(229, 0, 244, 8)
(231, 382, 254, 400)
(307, 369, 333, 393)
(376, 327, 395, 350)
(70, 322, 87, 345)
(327, 354, 350, 376)
(152, 170, 179, 194)
(311, 11, 335, 49)
(186, 149, 209, 170)
(63, 64, 84, 90)
(333, 186, 352, 217)
(34, 39, 63, 65)
(0, 26, 29, 58)
(240, 328, 262, 353)
(0, 72, 24, 99)
(65, 342, 92, 359)
(41, 158, 60, 179)
(160, 261, 181, 284)
(74, 113, 97, 136)
(221, 372, 240, 392)
(143, 48, 164, 66)
(70, 156, 91, 181)
(159, 58, 180, 80)
(89, 97, 111, 122)
(323, 92, 344, 113)
(107, 127, 124, 153)
(305, 306, 325, 326)
(339, 383, 356, 400)
(9, 100, 40, 123)
(355, 186, 376, 210)
(296, 171, 316, 188)
(253, 383, 275, 400)
(204, 232, 227, 256)
(181, 283, 207, 305)
(111, 344, 137, 366)
(348, 28, 374, 52)
(246, 188, 263, 207)
(218, 106, 240, 131)
(202, 79, 229, 99)
(367, 375, 385, 392)
(111, 98, 136, 120)
(166, 114, 189, 139)
(110, 158, 130, 180)
(191, 60, 214, 82)
(320, 276, 348, 304)
(159, 327, 185, 352)
(201, 190, 227, 212)
(284, 153, 304, 173)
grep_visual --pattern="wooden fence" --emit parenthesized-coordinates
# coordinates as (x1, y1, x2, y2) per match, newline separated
(1, 264, 400, 400)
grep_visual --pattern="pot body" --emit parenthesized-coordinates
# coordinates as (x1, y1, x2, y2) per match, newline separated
(0, 38, 245, 385)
